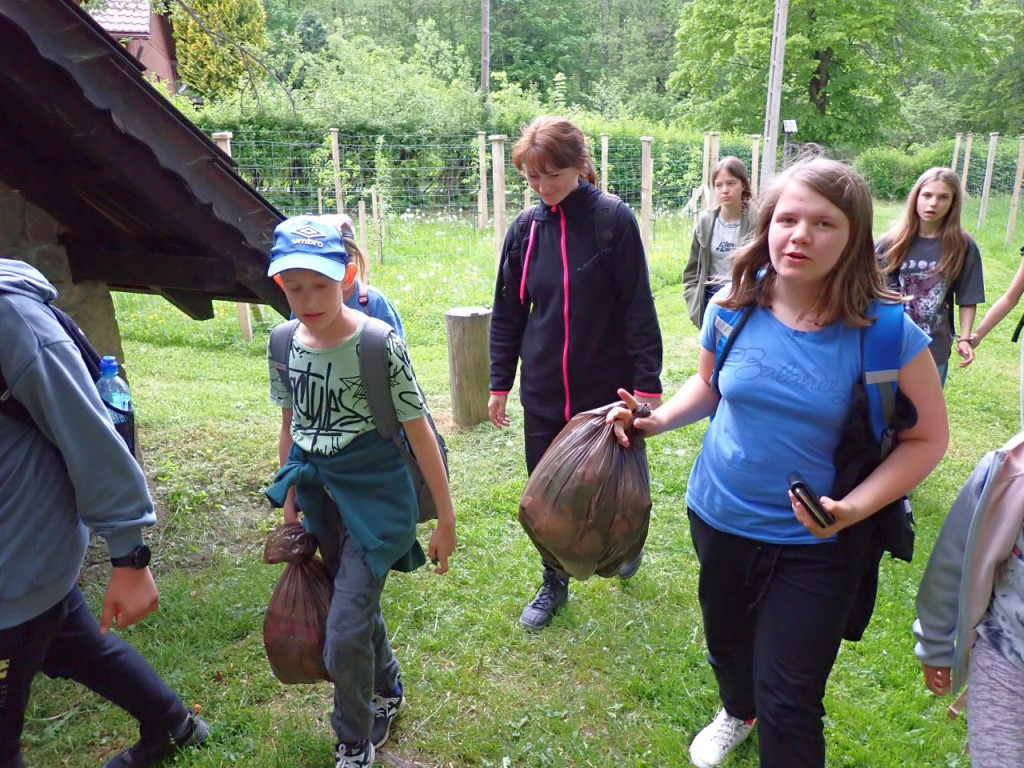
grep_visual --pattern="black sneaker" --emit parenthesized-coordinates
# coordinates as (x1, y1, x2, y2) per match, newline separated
(519, 575, 569, 629)
(101, 710, 209, 768)
(617, 550, 644, 580)
(370, 681, 406, 748)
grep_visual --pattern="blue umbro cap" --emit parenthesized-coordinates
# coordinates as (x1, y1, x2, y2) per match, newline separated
(268, 215, 350, 280)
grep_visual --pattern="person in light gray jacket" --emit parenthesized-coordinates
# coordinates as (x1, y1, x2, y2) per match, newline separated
(682, 156, 756, 329)
(0, 259, 207, 768)
(913, 431, 1024, 768)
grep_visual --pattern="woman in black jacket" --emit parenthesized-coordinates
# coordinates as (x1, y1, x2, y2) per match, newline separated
(488, 115, 663, 629)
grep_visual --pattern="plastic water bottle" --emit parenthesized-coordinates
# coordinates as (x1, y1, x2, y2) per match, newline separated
(96, 355, 135, 454)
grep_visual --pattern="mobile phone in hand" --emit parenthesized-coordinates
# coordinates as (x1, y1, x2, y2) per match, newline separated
(787, 471, 835, 528)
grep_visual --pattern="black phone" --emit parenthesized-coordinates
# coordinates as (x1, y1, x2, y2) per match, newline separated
(787, 471, 835, 528)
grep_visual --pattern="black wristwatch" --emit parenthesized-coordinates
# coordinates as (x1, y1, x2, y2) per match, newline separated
(110, 544, 152, 569)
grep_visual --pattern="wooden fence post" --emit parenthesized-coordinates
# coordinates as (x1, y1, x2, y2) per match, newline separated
(709, 131, 721, 176)
(444, 306, 491, 427)
(213, 130, 253, 342)
(640, 136, 653, 254)
(1007, 136, 1024, 246)
(601, 132, 609, 192)
(961, 133, 974, 194)
(978, 132, 1000, 229)
(370, 186, 382, 266)
(524, 187, 531, 210)
(952, 132, 963, 173)
(701, 132, 711, 210)
(317, 187, 323, 215)
(358, 200, 369, 258)
(330, 128, 344, 213)
(477, 131, 488, 231)
(490, 134, 507, 265)
(750, 135, 761, 197)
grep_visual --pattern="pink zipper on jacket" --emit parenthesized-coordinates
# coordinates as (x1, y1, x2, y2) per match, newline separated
(556, 204, 571, 420)
(519, 206, 573, 421)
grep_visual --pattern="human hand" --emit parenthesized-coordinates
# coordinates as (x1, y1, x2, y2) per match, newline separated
(607, 388, 658, 446)
(488, 393, 510, 429)
(428, 520, 457, 575)
(789, 490, 846, 538)
(283, 495, 300, 525)
(634, 393, 663, 410)
(100, 566, 159, 634)
(955, 338, 975, 368)
(922, 663, 951, 696)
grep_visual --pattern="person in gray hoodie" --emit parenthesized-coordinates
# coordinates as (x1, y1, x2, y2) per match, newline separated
(0, 259, 207, 768)
(914, 431, 1024, 767)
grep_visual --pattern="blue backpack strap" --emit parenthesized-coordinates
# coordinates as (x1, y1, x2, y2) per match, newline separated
(862, 301, 904, 457)
(269, 319, 300, 395)
(710, 300, 754, 394)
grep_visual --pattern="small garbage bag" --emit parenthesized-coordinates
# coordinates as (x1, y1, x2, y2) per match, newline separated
(519, 402, 652, 580)
(262, 522, 333, 684)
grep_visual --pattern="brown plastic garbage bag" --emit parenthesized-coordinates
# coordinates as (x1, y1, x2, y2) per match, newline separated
(263, 522, 333, 684)
(519, 402, 652, 580)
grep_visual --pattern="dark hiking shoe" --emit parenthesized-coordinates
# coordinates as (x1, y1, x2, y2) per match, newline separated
(519, 575, 569, 629)
(617, 551, 644, 580)
(101, 710, 209, 768)
(370, 681, 406, 748)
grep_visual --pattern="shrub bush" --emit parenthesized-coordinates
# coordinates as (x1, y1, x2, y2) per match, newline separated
(854, 147, 916, 200)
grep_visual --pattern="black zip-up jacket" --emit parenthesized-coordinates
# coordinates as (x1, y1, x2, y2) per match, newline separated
(489, 179, 663, 422)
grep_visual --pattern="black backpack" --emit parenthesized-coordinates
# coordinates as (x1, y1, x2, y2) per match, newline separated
(501, 192, 623, 306)
(269, 317, 448, 523)
(0, 303, 137, 458)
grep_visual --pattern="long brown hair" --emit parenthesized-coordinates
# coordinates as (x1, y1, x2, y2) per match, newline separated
(712, 156, 753, 209)
(721, 157, 899, 328)
(879, 167, 967, 280)
(511, 116, 598, 184)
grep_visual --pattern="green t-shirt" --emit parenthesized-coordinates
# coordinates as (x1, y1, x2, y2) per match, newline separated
(268, 315, 426, 455)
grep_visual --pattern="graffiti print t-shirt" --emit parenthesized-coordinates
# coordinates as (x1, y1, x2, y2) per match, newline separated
(267, 315, 426, 455)
(887, 235, 985, 368)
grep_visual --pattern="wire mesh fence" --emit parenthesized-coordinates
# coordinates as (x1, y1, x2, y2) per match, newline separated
(214, 128, 1024, 262)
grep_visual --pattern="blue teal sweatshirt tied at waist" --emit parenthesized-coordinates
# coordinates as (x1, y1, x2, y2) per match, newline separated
(265, 429, 425, 578)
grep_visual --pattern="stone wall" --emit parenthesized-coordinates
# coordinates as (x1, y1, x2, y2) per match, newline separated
(0, 181, 125, 363)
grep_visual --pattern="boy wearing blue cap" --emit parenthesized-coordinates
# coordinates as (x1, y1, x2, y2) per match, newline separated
(263, 216, 456, 768)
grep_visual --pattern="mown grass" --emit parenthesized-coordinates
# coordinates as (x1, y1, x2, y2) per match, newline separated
(21, 198, 1024, 767)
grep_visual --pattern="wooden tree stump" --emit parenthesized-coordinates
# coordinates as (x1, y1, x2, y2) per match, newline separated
(444, 306, 491, 427)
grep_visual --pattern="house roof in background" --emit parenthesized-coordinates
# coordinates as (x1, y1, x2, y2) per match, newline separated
(0, 0, 289, 319)
(88, 0, 151, 38)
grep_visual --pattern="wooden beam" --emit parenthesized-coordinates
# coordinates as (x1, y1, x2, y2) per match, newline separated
(65, 246, 237, 292)
(155, 289, 215, 320)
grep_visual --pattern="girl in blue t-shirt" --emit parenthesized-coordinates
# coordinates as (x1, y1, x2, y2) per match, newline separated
(608, 158, 949, 768)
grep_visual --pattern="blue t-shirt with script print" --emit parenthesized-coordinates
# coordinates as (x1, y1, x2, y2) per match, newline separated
(686, 301, 929, 545)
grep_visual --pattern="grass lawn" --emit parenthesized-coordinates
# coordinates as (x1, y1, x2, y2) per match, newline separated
(20, 196, 1024, 767)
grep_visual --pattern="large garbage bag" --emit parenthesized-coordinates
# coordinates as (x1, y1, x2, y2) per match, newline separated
(519, 402, 652, 580)
(262, 522, 333, 684)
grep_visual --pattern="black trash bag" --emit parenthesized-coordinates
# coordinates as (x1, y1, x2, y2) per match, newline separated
(519, 402, 652, 580)
(262, 522, 333, 684)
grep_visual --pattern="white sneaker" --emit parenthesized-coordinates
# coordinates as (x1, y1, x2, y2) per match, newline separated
(689, 708, 754, 768)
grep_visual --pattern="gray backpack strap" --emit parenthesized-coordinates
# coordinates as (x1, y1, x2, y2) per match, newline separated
(269, 319, 300, 394)
(358, 317, 404, 443)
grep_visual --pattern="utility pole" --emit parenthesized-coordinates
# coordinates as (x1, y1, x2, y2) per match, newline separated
(481, 0, 490, 92)
(760, 0, 789, 186)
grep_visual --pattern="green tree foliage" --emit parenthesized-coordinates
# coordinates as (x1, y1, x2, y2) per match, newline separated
(172, 0, 270, 100)
(295, 7, 327, 52)
(668, 0, 985, 145)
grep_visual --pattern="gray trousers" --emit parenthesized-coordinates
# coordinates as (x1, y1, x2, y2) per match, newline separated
(317, 511, 401, 745)
(968, 634, 1024, 767)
